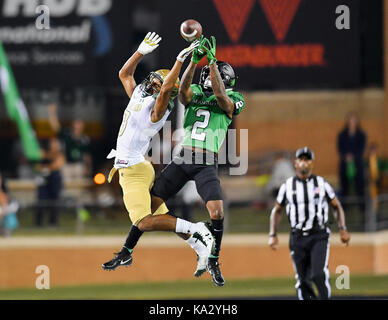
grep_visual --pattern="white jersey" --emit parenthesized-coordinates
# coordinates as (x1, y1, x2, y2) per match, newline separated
(107, 85, 171, 168)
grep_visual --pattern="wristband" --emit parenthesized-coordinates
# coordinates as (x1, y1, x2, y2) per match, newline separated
(269, 233, 277, 237)
(338, 226, 347, 231)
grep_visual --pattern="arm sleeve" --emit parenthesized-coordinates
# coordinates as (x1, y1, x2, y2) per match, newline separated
(276, 183, 287, 206)
(324, 180, 336, 201)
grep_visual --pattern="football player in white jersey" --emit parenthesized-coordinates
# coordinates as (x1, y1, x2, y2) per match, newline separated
(102, 32, 215, 274)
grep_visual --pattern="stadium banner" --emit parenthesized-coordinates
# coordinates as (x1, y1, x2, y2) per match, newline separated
(159, 0, 361, 90)
(0, 43, 41, 161)
(0, 0, 132, 88)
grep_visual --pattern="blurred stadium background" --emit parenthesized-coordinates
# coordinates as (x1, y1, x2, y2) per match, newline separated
(1, 0, 388, 299)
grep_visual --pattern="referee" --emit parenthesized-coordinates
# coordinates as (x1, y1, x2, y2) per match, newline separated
(268, 147, 351, 300)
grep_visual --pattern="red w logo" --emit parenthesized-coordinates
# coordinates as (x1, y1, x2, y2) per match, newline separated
(259, 0, 301, 42)
(213, 0, 255, 43)
(213, 0, 302, 43)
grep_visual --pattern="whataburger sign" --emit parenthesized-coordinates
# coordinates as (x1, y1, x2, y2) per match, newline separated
(201, 0, 326, 68)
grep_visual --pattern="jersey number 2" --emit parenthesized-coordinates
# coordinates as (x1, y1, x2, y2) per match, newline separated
(191, 109, 210, 141)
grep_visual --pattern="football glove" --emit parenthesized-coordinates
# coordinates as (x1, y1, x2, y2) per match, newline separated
(191, 36, 208, 64)
(204, 36, 217, 65)
(137, 32, 162, 55)
(177, 39, 201, 62)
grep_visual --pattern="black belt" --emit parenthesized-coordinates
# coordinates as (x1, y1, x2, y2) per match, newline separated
(291, 224, 327, 237)
(177, 147, 218, 165)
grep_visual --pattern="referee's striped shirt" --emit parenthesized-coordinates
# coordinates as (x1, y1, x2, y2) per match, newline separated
(276, 175, 336, 230)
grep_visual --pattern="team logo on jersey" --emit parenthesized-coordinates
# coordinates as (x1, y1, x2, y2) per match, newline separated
(115, 159, 129, 165)
(314, 187, 320, 194)
(129, 103, 143, 112)
(192, 98, 218, 107)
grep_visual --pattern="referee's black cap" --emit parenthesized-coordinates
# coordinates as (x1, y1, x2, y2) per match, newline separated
(295, 147, 315, 160)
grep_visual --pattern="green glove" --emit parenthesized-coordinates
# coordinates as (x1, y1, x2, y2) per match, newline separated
(191, 36, 207, 64)
(204, 36, 217, 65)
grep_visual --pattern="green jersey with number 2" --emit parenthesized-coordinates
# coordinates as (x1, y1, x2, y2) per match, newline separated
(182, 84, 245, 153)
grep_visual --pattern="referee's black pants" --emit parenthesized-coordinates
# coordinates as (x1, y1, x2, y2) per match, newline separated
(289, 229, 331, 300)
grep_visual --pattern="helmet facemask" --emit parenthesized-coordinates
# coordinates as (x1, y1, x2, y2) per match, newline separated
(199, 65, 211, 91)
(140, 69, 179, 100)
(204, 77, 212, 90)
(140, 72, 163, 96)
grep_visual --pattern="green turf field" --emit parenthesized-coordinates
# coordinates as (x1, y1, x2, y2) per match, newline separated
(1, 275, 387, 300)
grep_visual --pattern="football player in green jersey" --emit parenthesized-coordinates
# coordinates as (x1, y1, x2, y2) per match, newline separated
(150, 36, 246, 286)
(119, 36, 246, 286)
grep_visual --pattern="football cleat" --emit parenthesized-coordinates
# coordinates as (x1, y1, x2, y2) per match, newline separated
(194, 254, 208, 277)
(102, 249, 132, 271)
(207, 257, 225, 287)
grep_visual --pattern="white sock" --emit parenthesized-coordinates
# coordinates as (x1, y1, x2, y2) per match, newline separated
(185, 235, 208, 256)
(186, 235, 197, 247)
(175, 218, 197, 234)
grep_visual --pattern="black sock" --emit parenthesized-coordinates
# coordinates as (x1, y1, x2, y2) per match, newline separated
(122, 225, 143, 253)
(211, 219, 224, 258)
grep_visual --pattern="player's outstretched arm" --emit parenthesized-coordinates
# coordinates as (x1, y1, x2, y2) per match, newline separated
(268, 203, 283, 250)
(178, 37, 207, 106)
(151, 60, 182, 123)
(119, 32, 162, 98)
(210, 63, 234, 118)
(207, 37, 235, 118)
(152, 40, 200, 123)
(119, 51, 142, 98)
(330, 197, 351, 246)
(178, 62, 196, 106)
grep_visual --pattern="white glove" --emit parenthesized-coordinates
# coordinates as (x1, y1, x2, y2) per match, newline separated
(137, 32, 162, 55)
(176, 39, 200, 62)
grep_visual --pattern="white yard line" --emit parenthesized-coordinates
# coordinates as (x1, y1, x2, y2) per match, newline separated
(1, 231, 388, 249)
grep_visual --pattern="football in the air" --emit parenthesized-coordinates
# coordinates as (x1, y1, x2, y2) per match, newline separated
(180, 19, 202, 42)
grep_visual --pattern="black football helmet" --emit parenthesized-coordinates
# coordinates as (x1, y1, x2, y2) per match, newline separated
(199, 61, 236, 91)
